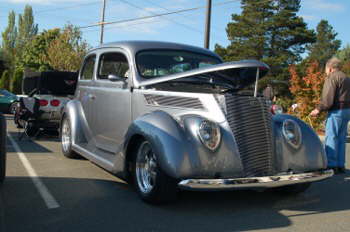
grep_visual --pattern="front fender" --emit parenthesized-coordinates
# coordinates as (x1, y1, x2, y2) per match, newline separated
(62, 100, 89, 145)
(124, 111, 243, 179)
(125, 111, 196, 179)
(273, 114, 327, 173)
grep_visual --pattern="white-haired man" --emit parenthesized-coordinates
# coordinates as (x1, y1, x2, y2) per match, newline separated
(310, 57, 350, 174)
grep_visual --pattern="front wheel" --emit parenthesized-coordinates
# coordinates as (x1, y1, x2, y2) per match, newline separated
(60, 116, 79, 159)
(133, 140, 177, 204)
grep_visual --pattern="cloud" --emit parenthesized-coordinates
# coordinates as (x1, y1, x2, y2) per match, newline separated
(305, 0, 345, 12)
(300, 14, 318, 21)
(103, 3, 172, 35)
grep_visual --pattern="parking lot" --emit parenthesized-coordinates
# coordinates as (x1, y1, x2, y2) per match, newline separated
(1, 115, 350, 232)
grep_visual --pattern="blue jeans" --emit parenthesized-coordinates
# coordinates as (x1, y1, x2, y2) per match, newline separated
(325, 109, 350, 168)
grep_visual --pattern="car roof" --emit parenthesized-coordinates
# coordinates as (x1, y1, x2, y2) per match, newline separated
(90, 40, 222, 60)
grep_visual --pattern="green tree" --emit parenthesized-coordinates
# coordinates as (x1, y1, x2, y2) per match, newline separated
(11, 68, 23, 94)
(0, 70, 11, 90)
(21, 28, 60, 71)
(1, 11, 17, 68)
(0, 50, 5, 78)
(46, 24, 89, 71)
(215, 0, 315, 95)
(16, 5, 38, 64)
(336, 44, 350, 62)
(336, 45, 350, 76)
(307, 20, 341, 67)
(17, 5, 38, 46)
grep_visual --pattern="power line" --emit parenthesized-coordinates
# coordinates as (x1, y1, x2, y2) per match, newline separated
(78, 0, 239, 29)
(79, 5, 203, 29)
(142, 0, 225, 33)
(111, 0, 203, 34)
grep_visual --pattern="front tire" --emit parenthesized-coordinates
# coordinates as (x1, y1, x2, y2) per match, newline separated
(133, 140, 177, 204)
(60, 116, 79, 159)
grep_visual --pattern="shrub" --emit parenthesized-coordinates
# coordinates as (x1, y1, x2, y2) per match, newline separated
(288, 61, 326, 131)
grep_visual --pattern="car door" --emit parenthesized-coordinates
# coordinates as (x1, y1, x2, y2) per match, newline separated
(77, 54, 97, 140)
(90, 50, 132, 153)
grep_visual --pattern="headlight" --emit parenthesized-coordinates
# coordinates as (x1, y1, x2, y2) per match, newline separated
(282, 119, 302, 148)
(197, 120, 221, 151)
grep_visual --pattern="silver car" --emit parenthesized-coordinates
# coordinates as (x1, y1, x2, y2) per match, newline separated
(61, 41, 333, 204)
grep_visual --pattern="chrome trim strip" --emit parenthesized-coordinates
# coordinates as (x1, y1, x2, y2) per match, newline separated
(178, 170, 333, 190)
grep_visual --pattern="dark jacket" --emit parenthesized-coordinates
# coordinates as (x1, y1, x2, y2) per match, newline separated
(317, 70, 350, 111)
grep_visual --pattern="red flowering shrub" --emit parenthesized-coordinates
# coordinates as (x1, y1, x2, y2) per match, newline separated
(288, 61, 326, 131)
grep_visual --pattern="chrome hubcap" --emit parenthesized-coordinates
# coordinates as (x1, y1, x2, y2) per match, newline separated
(136, 141, 157, 194)
(61, 118, 71, 152)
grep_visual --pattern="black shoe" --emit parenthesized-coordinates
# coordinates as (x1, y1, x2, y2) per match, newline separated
(338, 167, 346, 174)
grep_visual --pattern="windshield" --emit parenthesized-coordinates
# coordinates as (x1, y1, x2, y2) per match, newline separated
(136, 50, 221, 78)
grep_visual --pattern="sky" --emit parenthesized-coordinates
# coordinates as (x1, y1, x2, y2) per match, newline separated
(0, 0, 348, 51)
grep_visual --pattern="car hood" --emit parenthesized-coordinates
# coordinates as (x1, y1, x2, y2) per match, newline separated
(137, 60, 270, 89)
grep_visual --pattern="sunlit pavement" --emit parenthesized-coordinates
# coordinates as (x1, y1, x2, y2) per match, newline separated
(1, 115, 350, 232)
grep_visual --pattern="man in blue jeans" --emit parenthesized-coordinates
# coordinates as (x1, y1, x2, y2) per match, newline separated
(310, 57, 350, 174)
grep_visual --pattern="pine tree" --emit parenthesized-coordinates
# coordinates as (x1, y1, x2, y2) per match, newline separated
(307, 20, 341, 67)
(215, 0, 315, 95)
(336, 44, 350, 62)
(215, 0, 274, 61)
(336, 44, 350, 76)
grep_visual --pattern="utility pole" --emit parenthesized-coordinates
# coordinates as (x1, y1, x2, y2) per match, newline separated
(100, 0, 107, 44)
(204, 0, 212, 49)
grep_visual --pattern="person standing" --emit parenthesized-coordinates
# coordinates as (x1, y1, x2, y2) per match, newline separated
(310, 57, 350, 174)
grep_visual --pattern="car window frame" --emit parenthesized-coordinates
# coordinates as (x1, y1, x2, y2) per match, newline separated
(96, 51, 130, 82)
(80, 54, 97, 81)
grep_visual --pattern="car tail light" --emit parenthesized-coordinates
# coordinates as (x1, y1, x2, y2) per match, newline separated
(271, 104, 283, 115)
(39, 99, 49, 106)
(50, 99, 60, 107)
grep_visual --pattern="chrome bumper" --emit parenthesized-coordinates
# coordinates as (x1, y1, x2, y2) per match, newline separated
(178, 169, 333, 190)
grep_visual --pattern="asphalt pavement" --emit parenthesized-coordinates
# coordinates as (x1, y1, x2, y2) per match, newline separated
(1, 115, 350, 232)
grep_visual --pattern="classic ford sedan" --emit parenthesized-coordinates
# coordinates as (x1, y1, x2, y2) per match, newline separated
(60, 41, 333, 203)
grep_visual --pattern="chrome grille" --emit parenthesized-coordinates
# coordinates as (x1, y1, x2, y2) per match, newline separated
(225, 94, 274, 177)
(144, 94, 204, 109)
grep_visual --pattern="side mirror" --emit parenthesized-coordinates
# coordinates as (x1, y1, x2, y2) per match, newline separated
(108, 74, 124, 82)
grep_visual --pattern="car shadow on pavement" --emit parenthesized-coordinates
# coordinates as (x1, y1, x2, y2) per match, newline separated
(7, 132, 53, 153)
(1, 173, 350, 232)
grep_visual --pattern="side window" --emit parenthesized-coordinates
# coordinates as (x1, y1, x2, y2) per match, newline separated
(81, 55, 96, 80)
(98, 52, 130, 79)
